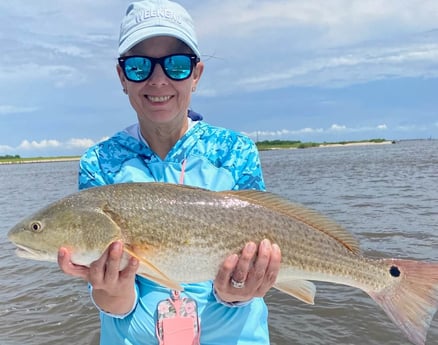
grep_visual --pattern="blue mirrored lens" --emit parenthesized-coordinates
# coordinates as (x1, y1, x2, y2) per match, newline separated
(124, 57, 152, 81)
(163, 55, 192, 80)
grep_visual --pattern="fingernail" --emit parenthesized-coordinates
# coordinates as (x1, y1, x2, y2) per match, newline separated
(262, 239, 271, 250)
(246, 242, 257, 253)
(272, 243, 280, 252)
(112, 241, 121, 251)
(228, 254, 239, 265)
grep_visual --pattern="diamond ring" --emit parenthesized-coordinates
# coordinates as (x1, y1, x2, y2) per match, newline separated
(230, 278, 245, 289)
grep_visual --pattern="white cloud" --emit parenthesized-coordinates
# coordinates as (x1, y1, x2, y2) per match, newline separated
(327, 124, 389, 133)
(232, 41, 438, 92)
(243, 123, 389, 141)
(0, 105, 38, 115)
(300, 127, 324, 134)
(0, 144, 13, 153)
(330, 124, 347, 131)
(395, 124, 430, 132)
(66, 138, 98, 149)
(196, 0, 438, 45)
(0, 63, 86, 87)
(243, 127, 325, 140)
(0, 137, 109, 156)
(192, 0, 438, 95)
(3, 0, 438, 94)
(35, 42, 94, 59)
(18, 139, 61, 150)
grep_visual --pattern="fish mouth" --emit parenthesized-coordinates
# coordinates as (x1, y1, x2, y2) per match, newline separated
(13, 244, 55, 262)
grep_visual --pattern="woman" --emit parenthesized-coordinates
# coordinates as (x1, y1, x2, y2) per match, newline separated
(58, 1, 281, 344)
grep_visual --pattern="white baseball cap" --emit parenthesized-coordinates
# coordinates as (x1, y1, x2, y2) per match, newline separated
(118, 0, 201, 58)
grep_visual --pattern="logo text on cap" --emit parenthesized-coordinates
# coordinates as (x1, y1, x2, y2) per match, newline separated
(135, 9, 182, 25)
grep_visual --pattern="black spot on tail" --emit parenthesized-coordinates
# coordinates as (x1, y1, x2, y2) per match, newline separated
(389, 265, 401, 277)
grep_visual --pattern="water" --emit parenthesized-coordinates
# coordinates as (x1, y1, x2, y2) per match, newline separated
(0, 140, 437, 345)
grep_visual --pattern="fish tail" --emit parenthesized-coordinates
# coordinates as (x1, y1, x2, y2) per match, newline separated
(368, 259, 438, 345)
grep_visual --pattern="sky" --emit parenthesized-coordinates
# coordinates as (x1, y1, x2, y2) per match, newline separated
(1, 0, 438, 157)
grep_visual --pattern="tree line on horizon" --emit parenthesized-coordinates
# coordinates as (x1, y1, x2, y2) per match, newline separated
(255, 138, 388, 150)
(0, 154, 21, 160)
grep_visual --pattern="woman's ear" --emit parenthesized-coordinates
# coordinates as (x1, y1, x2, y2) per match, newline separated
(191, 61, 204, 90)
(116, 64, 128, 93)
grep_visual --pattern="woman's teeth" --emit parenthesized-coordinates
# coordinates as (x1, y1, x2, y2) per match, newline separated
(147, 95, 172, 102)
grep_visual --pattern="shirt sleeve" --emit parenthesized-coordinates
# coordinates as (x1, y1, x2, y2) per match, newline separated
(229, 136, 266, 191)
(78, 148, 108, 190)
(88, 283, 139, 319)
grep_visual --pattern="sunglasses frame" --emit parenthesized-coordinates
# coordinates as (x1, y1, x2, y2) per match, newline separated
(118, 54, 200, 82)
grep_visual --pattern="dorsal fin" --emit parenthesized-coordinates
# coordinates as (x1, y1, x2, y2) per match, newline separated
(220, 190, 360, 254)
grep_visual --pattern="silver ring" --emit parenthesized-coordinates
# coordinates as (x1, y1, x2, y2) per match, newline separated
(231, 278, 245, 289)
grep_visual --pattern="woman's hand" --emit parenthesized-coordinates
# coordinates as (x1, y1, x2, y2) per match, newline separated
(58, 241, 138, 315)
(214, 239, 281, 303)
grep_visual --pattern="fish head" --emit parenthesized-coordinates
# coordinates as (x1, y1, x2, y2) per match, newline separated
(7, 197, 121, 265)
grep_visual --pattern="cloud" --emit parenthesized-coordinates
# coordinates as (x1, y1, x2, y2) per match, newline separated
(326, 124, 389, 134)
(232, 41, 438, 92)
(196, 0, 438, 44)
(330, 124, 347, 131)
(0, 63, 86, 87)
(243, 127, 324, 140)
(35, 42, 94, 59)
(394, 124, 430, 132)
(18, 139, 61, 150)
(243, 123, 388, 141)
(0, 144, 13, 153)
(3, 0, 438, 95)
(0, 105, 38, 115)
(66, 138, 100, 149)
(15, 138, 109, 151)
(0, 137, 104, 157)
(194, 1, 438, 95)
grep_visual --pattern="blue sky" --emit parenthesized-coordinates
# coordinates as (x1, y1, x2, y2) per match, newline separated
(1, 0, 438, 157)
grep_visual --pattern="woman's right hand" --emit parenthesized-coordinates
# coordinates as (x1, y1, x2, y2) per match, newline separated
(58, 241, 139, 315)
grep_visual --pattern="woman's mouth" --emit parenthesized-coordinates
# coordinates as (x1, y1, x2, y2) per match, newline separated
(146, 95, 172, 103)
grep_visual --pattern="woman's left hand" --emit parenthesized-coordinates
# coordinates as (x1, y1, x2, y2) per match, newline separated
(214, 239, 281, 303)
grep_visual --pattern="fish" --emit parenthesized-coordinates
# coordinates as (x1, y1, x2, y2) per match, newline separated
(7, 182, 438, 345)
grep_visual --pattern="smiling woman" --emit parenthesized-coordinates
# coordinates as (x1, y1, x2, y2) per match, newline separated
(55, 1, 282, 345)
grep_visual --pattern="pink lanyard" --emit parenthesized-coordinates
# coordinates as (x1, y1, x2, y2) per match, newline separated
(179, 158, 187, 185)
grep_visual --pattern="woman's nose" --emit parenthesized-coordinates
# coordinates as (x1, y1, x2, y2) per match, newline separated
(147, 63, 169, 85)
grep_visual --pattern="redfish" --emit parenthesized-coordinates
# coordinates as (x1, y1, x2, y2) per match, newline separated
(8, 182, 438, 344)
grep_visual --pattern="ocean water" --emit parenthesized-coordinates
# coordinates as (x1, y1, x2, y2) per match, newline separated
(0, 140, 437, 345)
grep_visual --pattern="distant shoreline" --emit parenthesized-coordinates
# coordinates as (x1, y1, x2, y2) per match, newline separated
(256, 139, 394, 151)
(318, 140, 393, 148)
(0, 140, 395, 164)
(0, 156, 80, 165)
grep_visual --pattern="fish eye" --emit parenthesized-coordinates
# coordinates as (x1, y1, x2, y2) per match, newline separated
(30, 221, 43, 232)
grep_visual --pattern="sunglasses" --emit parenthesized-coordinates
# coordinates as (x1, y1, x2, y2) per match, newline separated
(118, 54, 200, 82)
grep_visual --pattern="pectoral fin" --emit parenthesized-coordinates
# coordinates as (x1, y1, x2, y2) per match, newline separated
(274, 279, 316, 305)
(123, 247, 182, 291)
